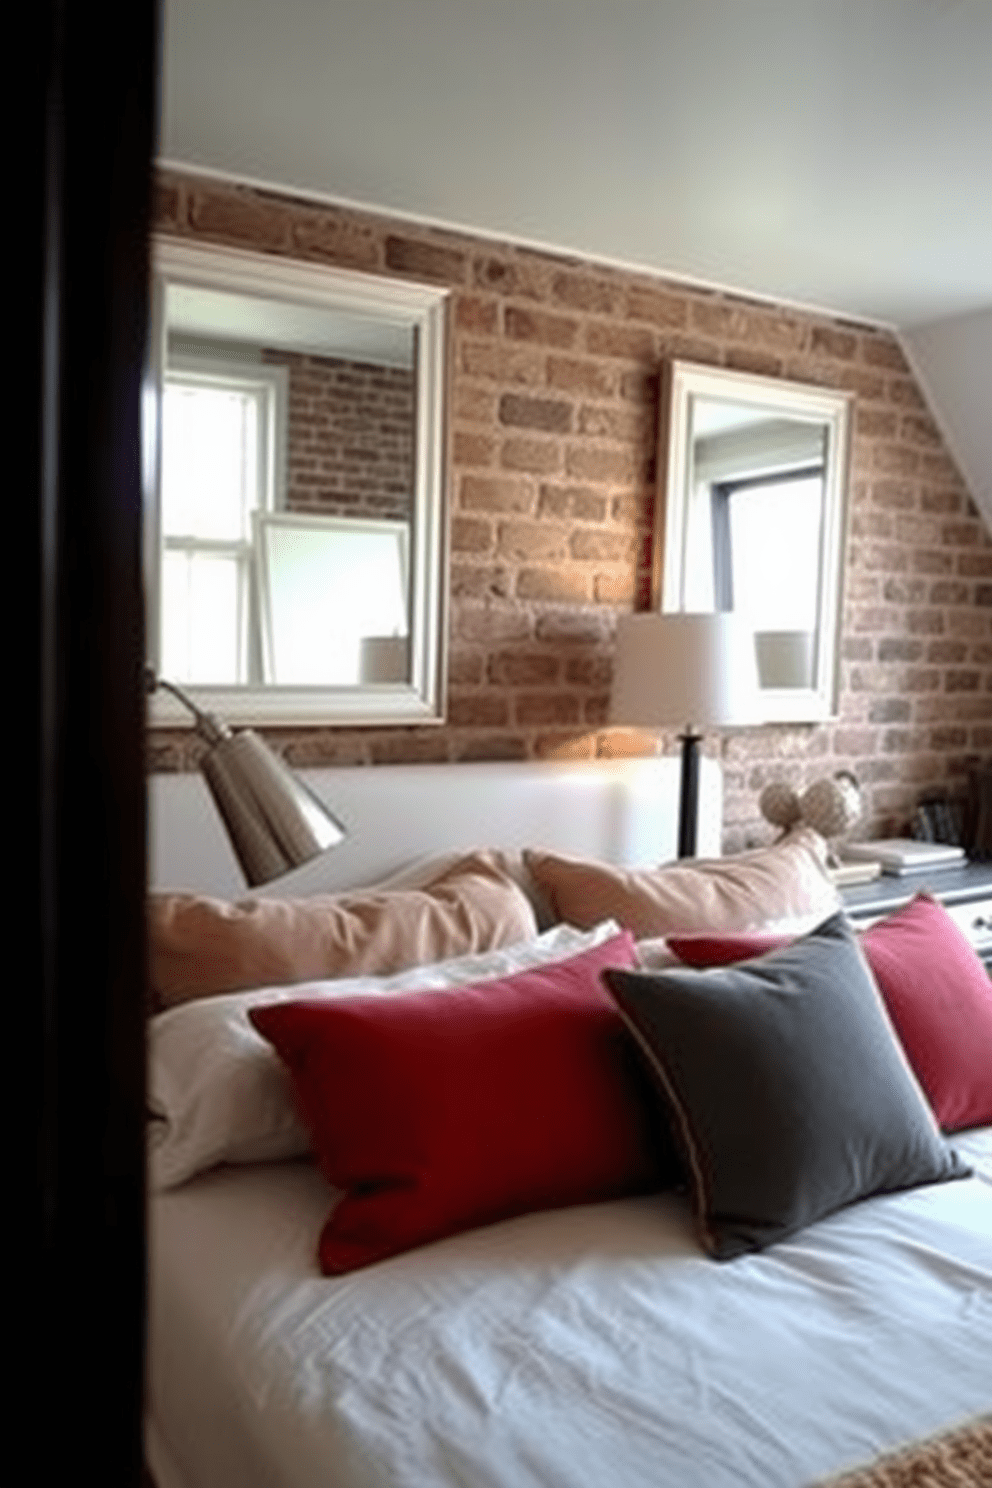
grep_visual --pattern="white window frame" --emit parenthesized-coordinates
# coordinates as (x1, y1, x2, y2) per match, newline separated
(145, 236, 450, 729)
(158, 353, 287, 685)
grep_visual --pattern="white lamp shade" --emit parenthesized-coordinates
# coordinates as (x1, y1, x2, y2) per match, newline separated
(610, 612, 763, 730)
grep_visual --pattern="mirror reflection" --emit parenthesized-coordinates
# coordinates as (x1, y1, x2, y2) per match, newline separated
(654, 361, 852, 722)
(147, 240, 449, 727)
(160, 280, 415, 687)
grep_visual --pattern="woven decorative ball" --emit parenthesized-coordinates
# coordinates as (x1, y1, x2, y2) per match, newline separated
(800, 773, 862, 840)
(759, 782, 803, 831)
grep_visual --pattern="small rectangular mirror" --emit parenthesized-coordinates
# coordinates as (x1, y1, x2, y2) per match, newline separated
(654, 360, 853, 722)
(145, 237, 449, 728)
(255, 511, 409, 686)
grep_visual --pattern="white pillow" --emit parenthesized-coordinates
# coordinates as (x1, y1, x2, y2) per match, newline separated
(148, 919, 623, 1191)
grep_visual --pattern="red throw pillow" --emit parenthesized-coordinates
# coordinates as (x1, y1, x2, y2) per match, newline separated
(669, 895, 992, 1132)
(250, 932, 673, 1273)
(859, 896, 992, 1132)
(666, 929, 791, 967)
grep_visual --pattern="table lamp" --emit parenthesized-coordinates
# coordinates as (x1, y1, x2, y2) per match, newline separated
(610, 612, 762, 857)
(147, 671, 346, 885)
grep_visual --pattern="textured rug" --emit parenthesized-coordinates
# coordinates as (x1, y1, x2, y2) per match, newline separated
(819, 1415, 992, 1488)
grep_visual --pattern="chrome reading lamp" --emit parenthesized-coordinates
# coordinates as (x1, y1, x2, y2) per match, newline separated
(610, 612, 762, 858)
(147, 670, 346, 886)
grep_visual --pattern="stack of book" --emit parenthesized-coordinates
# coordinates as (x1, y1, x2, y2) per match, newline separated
(840, 839, 966, 878)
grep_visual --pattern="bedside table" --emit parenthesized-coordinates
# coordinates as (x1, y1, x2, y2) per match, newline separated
(841, 860, 992, 968)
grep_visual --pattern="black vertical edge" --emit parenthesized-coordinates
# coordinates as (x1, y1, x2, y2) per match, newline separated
(22, 1, 159, 1479)
(677, 731, 701, 858)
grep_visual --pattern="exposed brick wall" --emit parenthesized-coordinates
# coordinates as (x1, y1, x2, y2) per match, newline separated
(262, 349, 414, 521)
(150, 170, 992, 850)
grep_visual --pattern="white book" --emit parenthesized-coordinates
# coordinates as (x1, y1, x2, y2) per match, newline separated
(841, 838, 965, 875)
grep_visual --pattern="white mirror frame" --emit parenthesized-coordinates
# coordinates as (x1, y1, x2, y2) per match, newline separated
(145, 237, 450, 728)
(653, 360, 853, 723)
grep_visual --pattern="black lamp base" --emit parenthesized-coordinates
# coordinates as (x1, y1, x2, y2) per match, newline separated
(677, 730, 702, 858)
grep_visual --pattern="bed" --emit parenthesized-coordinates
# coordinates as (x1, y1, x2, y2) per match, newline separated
(145, 759, 992, 1488)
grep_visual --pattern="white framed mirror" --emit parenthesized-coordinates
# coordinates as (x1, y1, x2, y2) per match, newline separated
(145, 237, 449, 728)
(653, 360, 853, 722)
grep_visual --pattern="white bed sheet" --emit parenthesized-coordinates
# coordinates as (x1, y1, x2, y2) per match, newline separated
(147, 1127, 992, 1488)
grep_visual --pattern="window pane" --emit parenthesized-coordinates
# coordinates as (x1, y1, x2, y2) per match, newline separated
(259, 522, 408, 684)
(161, 550, 243, 683)
(162, 383, 259, 540)
(729, 476, 822, 630)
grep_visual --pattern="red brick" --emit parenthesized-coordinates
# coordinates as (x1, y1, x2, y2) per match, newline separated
(811, 325, 858, 360)
(455, 294, 499, 334)
(926, 640, 968, 664)
(570, 529, 637, 562)
(537, 484, 609, 523)
(454, 604, 531, 645)
(861, 336, 909, 372)
(447, 694, 511, 728)
(505, 306, 578, 349)
(384, 235, 466, 284)
(500, 436, 562, 475)
(497, 521, 568, 562)
(451, 516, 493, 555)
(566, 444, 641, 483)
(593, 570, 637, 604)
(534, 610, 611, 645)
(473, 254, 553, 302)
(625, 286, 688, 329)
(188, 186, 290, 249)
(498, 393, 572, 433)
(577, 404, 648, 441)
(552, 271, 623, 314)
(449, 564, 513, 600)
(726, 347, 784, 378)
(546, 356, 619, 399)
(453, 430, 497, 467)
(487, 652, 560, 686)
(460, 339, 544, 385)
(291, 214, 379, 269)
(453, 384, 498, 424)
(901, 413, 942, 447)
(585, 322, 656, 360)
(516, 566, 592, 603)
(460, 475, 533, 514)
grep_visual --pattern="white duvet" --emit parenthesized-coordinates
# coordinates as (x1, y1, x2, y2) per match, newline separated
(147, 1127, 992, 1488)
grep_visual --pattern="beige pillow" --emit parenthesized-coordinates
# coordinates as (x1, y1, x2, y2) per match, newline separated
(149, 851, 538, 1008)
(523, 828, 840, 940)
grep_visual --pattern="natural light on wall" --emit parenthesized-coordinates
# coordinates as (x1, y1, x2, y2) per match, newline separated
(160, 366, 279, 684)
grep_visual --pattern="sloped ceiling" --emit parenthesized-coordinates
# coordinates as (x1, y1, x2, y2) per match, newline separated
(160, 0, 992, 512)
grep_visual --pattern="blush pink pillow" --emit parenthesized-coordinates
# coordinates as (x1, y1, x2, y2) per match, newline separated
(669, 895, 992, 1132)
(250, 931, 674, 1273)
(525, 828, 839, 940)
(149, 851, 537, 1007)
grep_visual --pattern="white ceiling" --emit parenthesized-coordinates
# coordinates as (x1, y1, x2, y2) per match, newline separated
(161, 0, 992, 331)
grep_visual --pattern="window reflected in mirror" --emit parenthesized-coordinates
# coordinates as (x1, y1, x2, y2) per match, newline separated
(146, 240, 449, 727)
(255, 512, 409, 685)
(159, 280, 414, 688)
(654, 362, 852, 722)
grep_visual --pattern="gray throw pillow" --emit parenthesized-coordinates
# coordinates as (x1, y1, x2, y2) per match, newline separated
(603, 913, 970, 1260)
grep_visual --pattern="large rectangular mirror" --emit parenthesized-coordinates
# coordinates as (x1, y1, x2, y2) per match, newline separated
(653, 360, 852, 722)
(145, 238, 449, 727)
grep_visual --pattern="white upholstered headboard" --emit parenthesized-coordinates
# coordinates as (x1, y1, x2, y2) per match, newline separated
(148, 755, 722, 898)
